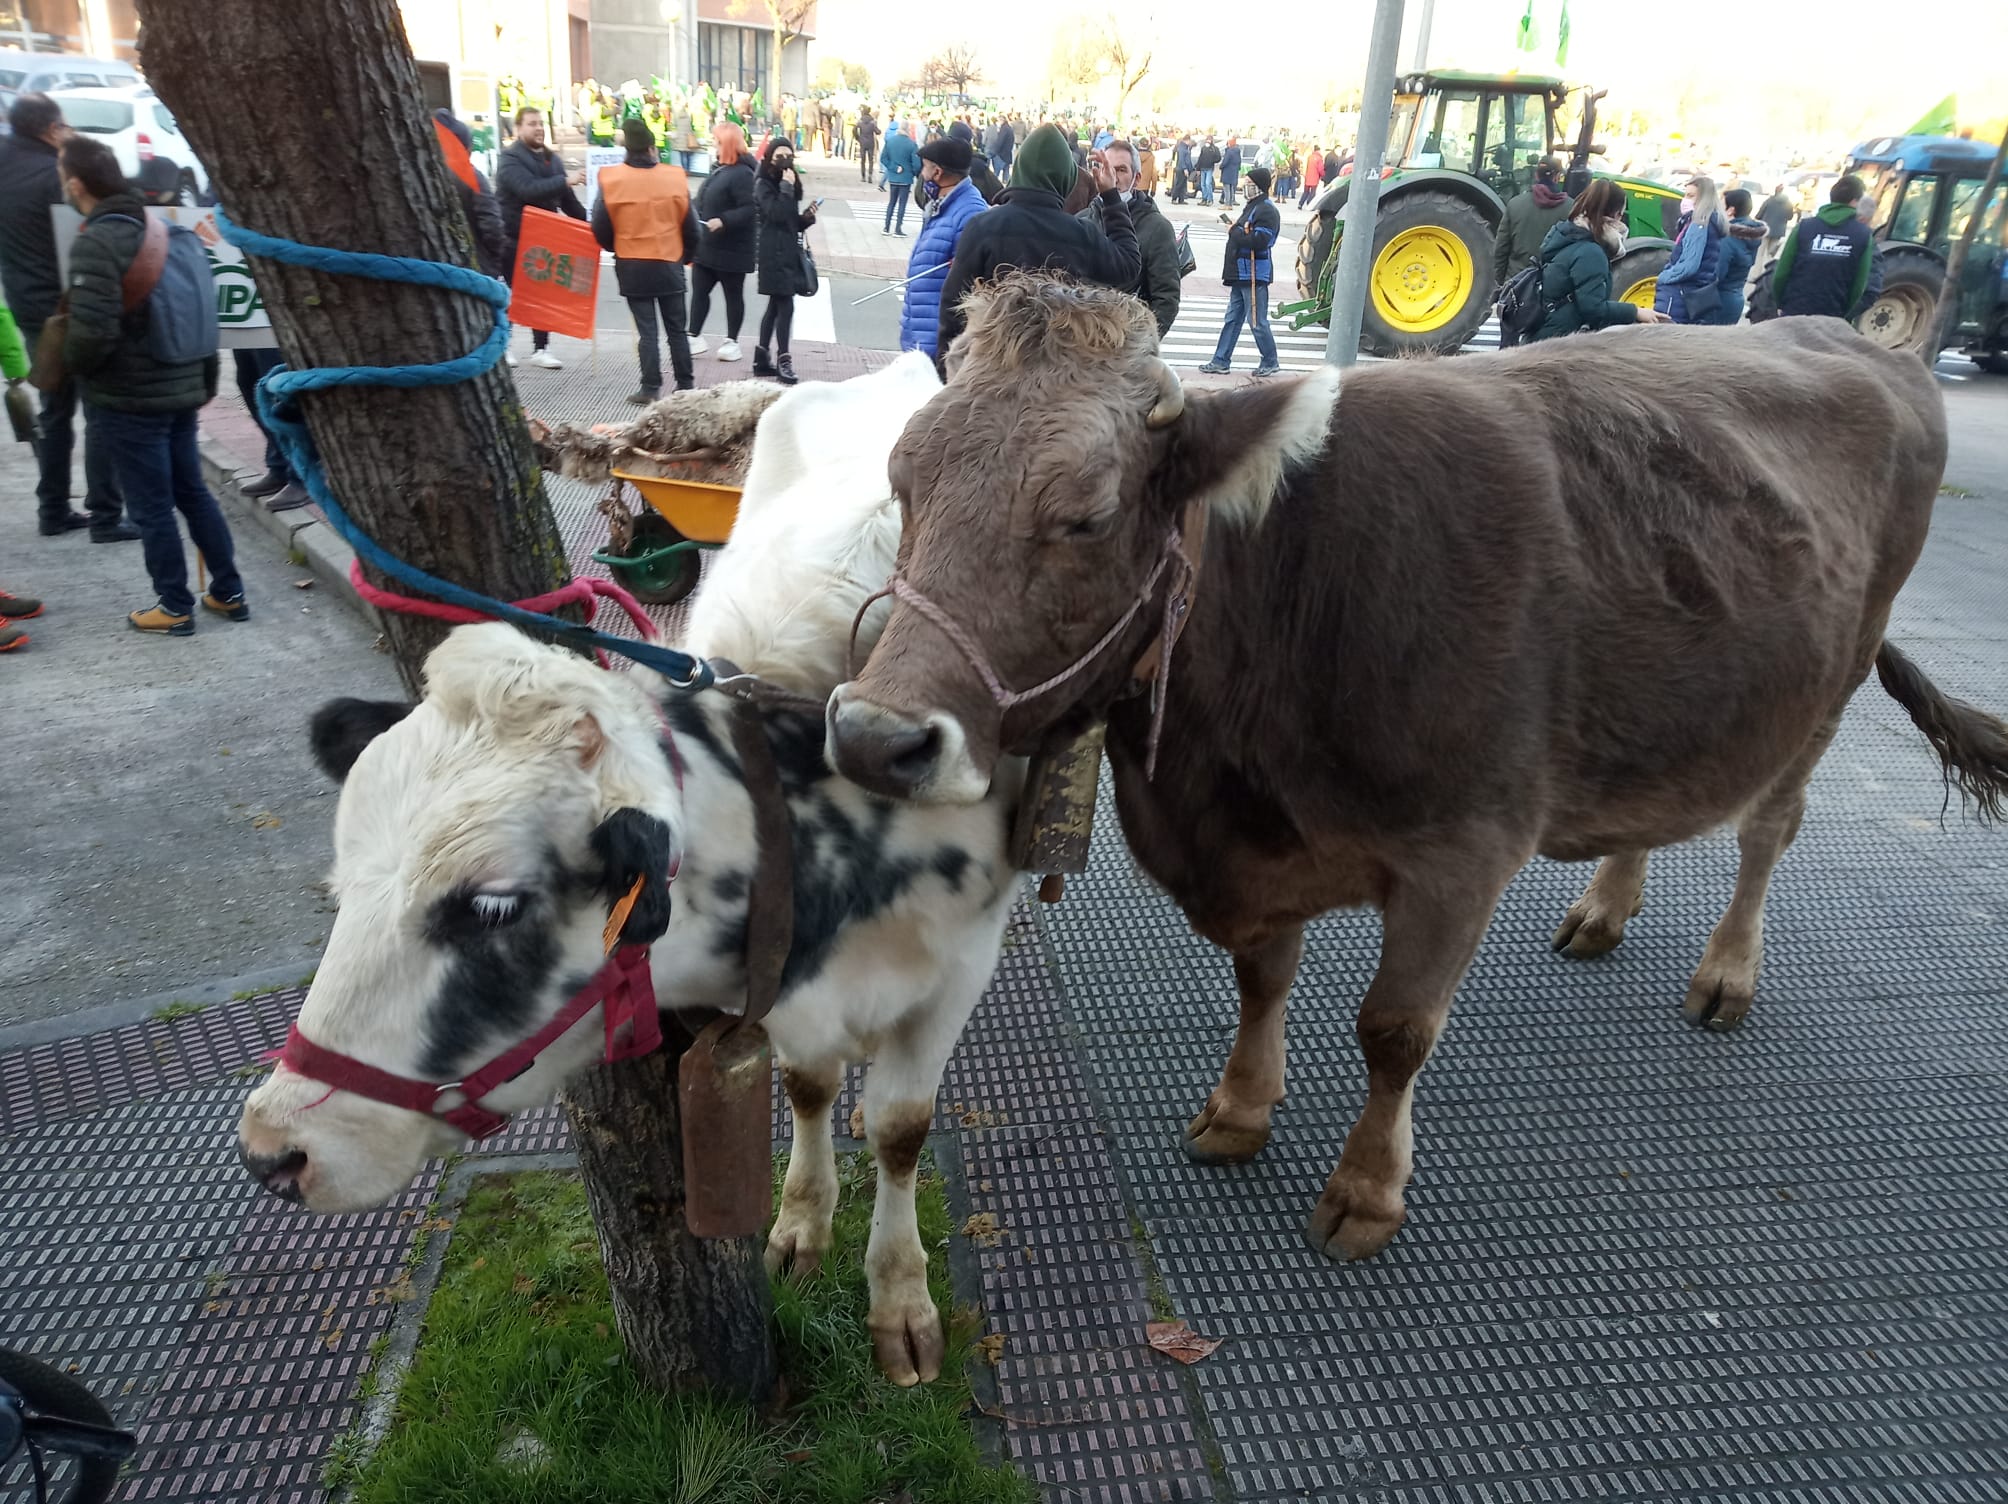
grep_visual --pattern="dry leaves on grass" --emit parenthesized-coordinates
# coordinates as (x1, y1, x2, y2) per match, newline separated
(1145, 1320, 1222, 1365)
(251, 812, 282, 830)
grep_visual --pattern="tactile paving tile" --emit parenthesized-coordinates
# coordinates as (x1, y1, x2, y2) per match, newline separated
(1034, 509, 2008, 1502)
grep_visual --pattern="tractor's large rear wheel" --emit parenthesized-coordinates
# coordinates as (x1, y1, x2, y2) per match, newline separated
(1360, 191, 1494, 356)
(1609, 245, 1673, 315)
(1853, 247, 1944, 358)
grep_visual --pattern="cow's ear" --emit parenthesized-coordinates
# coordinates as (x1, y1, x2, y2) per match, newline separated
(1155, 365, 1340, 526)
(590, 808, 676, 947)
(309, 698, 417, 783)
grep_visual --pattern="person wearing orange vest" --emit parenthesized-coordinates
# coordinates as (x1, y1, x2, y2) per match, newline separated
(591, 119, 700, 403)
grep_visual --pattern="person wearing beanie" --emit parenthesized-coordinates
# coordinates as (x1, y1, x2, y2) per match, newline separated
(592, 118, 701, 402)
(933, 124, 1141, 359)
(948, 119, 1003, 204)
(901, 135, 989, 364)
(1077, 137, 1182, 337)
(1493, 154, 1573, 285)
(1198, 163, 1282, 377)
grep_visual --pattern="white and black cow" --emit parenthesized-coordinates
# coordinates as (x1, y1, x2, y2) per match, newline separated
(237, 355, 1021, 1385)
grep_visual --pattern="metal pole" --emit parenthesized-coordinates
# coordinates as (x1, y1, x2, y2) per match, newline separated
(1324, 0, 1406, 367)
(1410, 0, 1433, 72)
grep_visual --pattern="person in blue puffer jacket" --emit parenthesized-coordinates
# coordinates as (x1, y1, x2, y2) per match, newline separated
(1655, 175, 1726, 324)
(899, 134, 988, 366)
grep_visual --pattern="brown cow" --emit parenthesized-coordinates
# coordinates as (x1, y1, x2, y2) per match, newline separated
(827, 272, 2008, 1261)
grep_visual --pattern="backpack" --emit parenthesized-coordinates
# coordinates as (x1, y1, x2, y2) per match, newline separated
(104, 213, 221, 365)
(1495, 263, 1556, 348)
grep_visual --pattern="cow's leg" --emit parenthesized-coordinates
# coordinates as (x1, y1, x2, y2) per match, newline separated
(1309, 860, 1515, 1261)
(1183, 923, 1304, 1164)
(858, 947, 993, 1386)
(1551, 849, 1650, 957)
(766, 1058, 843, 1277)
(1683, 714, 1839, 1031)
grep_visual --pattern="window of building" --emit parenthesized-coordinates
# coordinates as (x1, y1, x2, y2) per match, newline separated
(698, 25, 768, 98)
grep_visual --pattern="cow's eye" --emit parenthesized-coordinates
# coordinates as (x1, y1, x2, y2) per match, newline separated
(1062, 512, 1115, 541)
(469, 892, 524, 927)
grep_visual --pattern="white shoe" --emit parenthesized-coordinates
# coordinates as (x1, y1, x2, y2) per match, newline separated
(716, 339, 742, 362)
(687, 335, 708, 355)
(505, 351, 519, 368)
(530, 349, 563, 370)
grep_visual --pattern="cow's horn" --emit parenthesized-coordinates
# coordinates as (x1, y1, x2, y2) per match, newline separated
(1145, 359, 1185, 428)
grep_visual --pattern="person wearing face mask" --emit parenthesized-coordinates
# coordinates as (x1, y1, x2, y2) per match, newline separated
(899, 134, 988, 367)
(1077, 138, 1181, 337)
(1527, 179, 1671, 342)
(1654, 175, 1726, 325)
(752, 135, 818, 385)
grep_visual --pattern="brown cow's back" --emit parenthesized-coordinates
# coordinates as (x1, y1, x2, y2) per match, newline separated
(1130, 320, 1947, 881)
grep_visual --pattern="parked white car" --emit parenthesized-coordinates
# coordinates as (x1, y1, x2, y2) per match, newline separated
(48, 85, 208, 205)
(0, 49, 140, 116)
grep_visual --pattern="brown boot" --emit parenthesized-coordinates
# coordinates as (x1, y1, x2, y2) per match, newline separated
(129, 603, 194, 636)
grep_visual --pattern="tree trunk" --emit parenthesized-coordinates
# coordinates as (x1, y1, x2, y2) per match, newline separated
(565, 1050, 777, 1401)
(137, 0, 774, 1403)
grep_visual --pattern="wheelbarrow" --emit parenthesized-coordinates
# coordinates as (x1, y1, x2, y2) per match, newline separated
(591, 469, 741, 607)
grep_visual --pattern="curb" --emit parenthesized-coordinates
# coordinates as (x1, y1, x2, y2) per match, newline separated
(198, 434, 381, 632)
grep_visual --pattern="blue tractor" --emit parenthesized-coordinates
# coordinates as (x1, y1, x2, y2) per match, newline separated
(1836, 135, 2006, 371)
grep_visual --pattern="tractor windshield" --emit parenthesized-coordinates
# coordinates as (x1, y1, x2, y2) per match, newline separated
(1387, 94, 1421, 166)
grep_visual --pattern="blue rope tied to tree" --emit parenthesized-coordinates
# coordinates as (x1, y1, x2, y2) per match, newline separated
(212, 206, 714, 690)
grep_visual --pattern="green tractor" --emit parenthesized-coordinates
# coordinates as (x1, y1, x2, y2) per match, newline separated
(1771, 134, 2006, 371)
(1281, 70, 1683, 355)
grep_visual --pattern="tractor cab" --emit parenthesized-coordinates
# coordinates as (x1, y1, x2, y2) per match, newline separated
(1842, 134, 2007, 370)
(1386, 70, 1565, 201)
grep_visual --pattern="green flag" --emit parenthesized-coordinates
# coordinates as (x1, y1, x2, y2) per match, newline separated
(1516, 0, 1540, 53)
(1556, 0, 1571, 68)
(1905, 94, 1957, 137)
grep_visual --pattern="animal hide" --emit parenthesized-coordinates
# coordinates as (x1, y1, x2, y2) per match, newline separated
(530, 381, 785, 485)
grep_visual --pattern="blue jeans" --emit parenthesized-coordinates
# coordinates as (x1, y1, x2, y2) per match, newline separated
(89, 404, 244, 616)
(1198, 168, 1215, 203)
(884, 181, 911, 232)
(1210, 281, 1279, 369)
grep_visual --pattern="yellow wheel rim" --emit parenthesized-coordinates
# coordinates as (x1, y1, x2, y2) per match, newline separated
(1618, 275, 1658, 310)
(1369, 226, 1475, 334)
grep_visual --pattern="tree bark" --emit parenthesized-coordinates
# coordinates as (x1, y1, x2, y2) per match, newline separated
(565, 1049, 778, 1401)
(137, 0, 774, 1402)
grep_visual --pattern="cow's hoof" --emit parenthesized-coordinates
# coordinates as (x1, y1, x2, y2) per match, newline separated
(1306, 1179, 1406, 1262)
(1181, 1094, 1273, 1165)
(763, 1216, 828, 1279)
(1683, 960, 1756, 1032)
(1550, 898, 1633, 958)
(869, 1296, 944, 1387)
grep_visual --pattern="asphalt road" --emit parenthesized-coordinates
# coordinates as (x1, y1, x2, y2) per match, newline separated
(0, 353, 2001, 1034)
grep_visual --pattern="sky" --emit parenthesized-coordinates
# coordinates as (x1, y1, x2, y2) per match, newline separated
(814, 0, 2008, 157)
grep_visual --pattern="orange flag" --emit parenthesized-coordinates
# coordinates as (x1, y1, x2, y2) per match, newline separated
(508, 206, 600, 341)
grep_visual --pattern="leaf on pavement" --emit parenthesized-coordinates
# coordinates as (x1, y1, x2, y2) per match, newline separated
(1146, 1320, 1222, 1364)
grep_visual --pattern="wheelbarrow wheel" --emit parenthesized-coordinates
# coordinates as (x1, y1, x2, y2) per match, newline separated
(607, 512, 704, 606)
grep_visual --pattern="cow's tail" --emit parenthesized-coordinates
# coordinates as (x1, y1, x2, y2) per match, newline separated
(1876, 642, 2008, 823)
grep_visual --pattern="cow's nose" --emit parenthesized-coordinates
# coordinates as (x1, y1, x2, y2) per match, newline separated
(828, 692, 944, 798)
(239, 1143, 309, 1203)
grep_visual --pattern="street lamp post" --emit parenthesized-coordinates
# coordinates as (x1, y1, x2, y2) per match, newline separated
(1323, 0, 1406, 367)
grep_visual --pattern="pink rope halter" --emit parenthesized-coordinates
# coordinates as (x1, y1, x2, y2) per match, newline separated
(851, 525, 1195, 777)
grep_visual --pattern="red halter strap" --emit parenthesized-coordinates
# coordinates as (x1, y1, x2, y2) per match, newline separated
(277, 943, 663, 1140)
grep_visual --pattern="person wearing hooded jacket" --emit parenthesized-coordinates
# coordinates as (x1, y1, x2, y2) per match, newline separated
(880, 123, 922, 235)
(1711, 187, 1767, 327)
(1493, 155, 1572, 283)
(433, 109, 510, 280)
(1198, 164, 1282, 375)
(686, 120, 756, 361)
(934, 124, 1141, 360)
(1528, 179, 1671, 342)
(1078, 137, 1181, 337)
(900, 134, 988, 365)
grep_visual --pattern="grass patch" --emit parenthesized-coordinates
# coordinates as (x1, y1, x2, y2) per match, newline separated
(148, 999, 211, 1023)
(346, 1153, 1032, 1504)
(1939, 483, 1977, 499)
